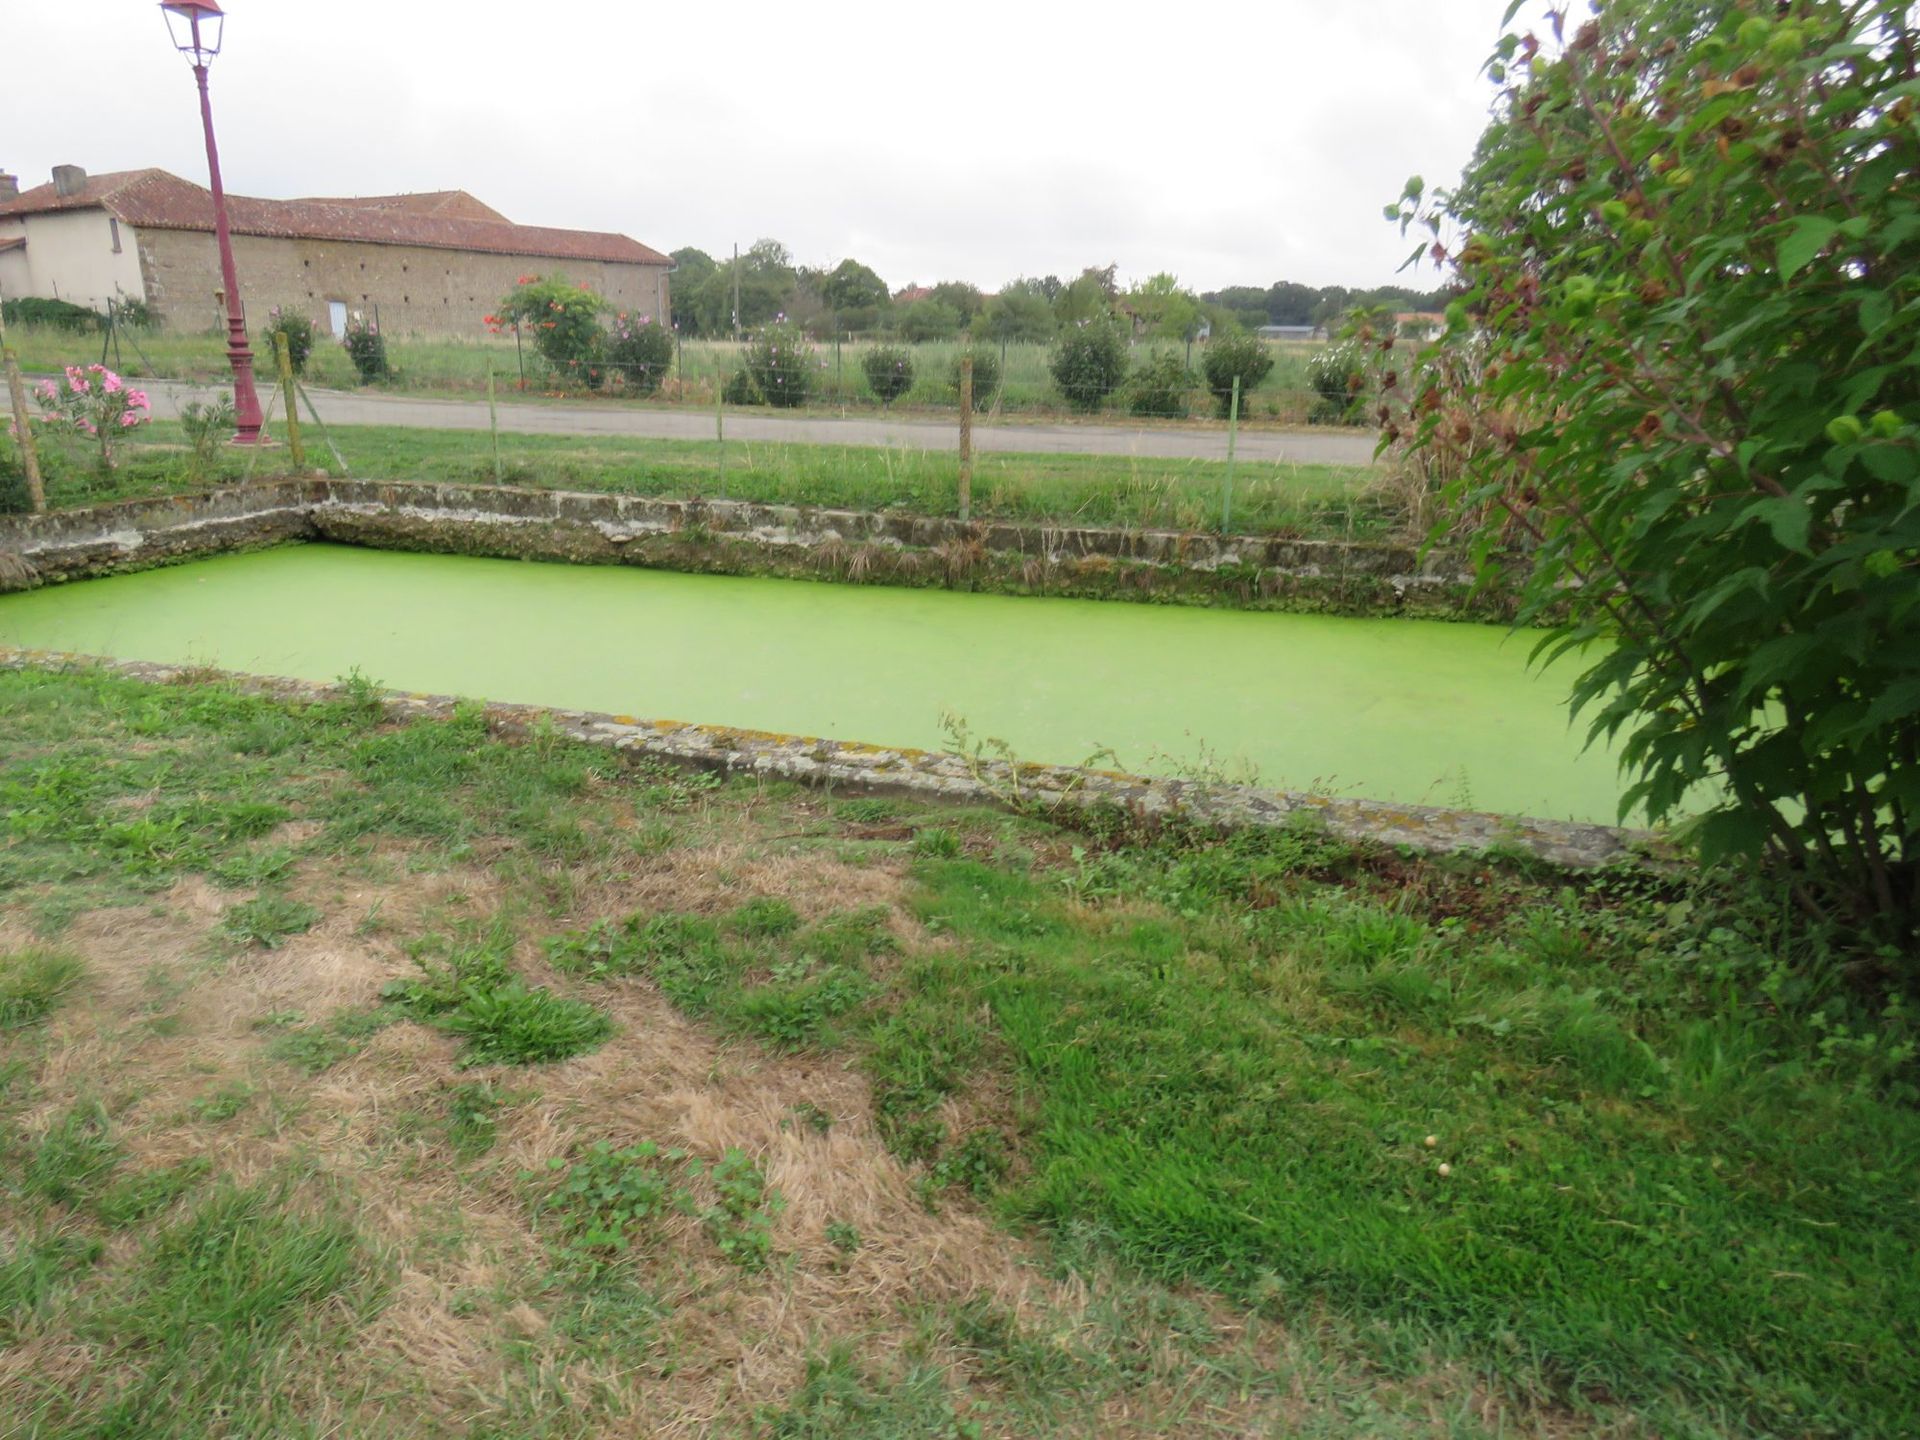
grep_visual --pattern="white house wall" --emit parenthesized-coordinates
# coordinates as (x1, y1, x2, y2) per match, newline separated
(0, 209, 146, 313)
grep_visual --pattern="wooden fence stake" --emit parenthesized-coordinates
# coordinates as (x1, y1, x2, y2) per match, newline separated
(487, 368, 502, 483)
(958, 354, 974, 522)
(272, 331, 305, 470)
(1222, 375, 1241, 533)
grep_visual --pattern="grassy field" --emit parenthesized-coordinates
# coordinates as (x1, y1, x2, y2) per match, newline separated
(5, 327, 1333, 423)
(0, 665, 1914, 1437)
(17, 421, 1389, 538)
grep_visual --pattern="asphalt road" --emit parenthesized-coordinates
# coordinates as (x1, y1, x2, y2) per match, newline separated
(61, 376, 1381, 467)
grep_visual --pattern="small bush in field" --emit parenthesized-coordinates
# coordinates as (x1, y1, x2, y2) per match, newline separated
(1127, 350, 1192, 418)
(861, 344, 914, 405)
(1049, 320, 1127, 413)
(341, 315, 389, 383)
(950, 349, 1000, 409)
(1202, 333, 1274, 418)
(743, 321, 817, 408)
(496, 274, 607, 389)
(265, 307, 314, 375)
(607, 313, 673, 395)
(723, 367, 761, 405)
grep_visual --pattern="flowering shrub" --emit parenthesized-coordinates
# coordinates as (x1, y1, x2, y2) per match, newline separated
(342, 315, 390, 383)
(34, 364, 151, 471)
(265, 306, 314, 375)
(606, 313, 673, 396)
(861, 344, 915, 405)
(1201, 333, 1274, 419)
(496, 275, 606, 389)
(1306, 339, 1371, 425)
(1049, 319, 1127, 413)
(742, 321, 816, 409)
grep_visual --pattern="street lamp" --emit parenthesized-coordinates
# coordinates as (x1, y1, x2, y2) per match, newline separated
(160, 0, 266, 444)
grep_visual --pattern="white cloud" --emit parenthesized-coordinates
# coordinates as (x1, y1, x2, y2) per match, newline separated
(1, 0, 1548, 294)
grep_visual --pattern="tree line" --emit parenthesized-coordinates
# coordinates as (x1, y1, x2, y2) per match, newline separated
(666, 243, 1445, 342)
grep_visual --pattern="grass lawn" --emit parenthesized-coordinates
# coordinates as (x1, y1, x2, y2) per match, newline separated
(1, 665, 1913, 1437)
(19, 421, 1388, 538)
(4, 327, 1335, 423)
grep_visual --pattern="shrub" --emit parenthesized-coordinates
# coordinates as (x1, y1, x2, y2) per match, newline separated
(1127, 350, 1192, 418)
(722, 367, 760, 406)
(743, 321, 816, 409)
(1307, 340, 1370, 425)
(0, 297, 102, 332)
(32, 364, 151, 472)
(0, 434, 30, 514)
(861, 344, 914, 405)
(264, 307, 314, 375)
(178, 394, 236, 483)
(497, 274, 607, 389)
(606, 313, 672, 395)
(1201, 333, 1274, 418)
(1049, 319, 1128, 413)
(1396, 2, 1920, 949)
(950, 348, 999, 409)
(894, 299, 962, 342)
(341, 315, 389, 383)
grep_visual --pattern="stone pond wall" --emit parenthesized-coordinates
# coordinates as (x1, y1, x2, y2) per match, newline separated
(0, 478, 1498, 619)
(0, 649, 1644, 870)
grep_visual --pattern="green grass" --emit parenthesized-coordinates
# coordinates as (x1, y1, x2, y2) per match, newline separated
(0, 948, 84, 1028)
(0, 664, 1915, 1436)
(17, 416, 1384, 540)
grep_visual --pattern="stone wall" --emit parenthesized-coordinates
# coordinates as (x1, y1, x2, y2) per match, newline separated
(135, 227, 670, 338)
(0, 649, 1645, 871)
(0, 478, 1496, 618)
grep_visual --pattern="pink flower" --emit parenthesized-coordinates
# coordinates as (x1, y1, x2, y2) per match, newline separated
(101, 370, 124, 394)
(127, 391, 150, 410)
(119, 411, 141, 427)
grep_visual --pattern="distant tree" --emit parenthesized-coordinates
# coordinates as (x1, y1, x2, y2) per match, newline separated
(669, 247, 716, 333)
(979, 290, 1056, 344)
(893, 299, 963, 342)
(1265, 281, 1319, 326)
(928, 281, 985, 324)
(681, 239, 795, 336)
(1126, 273, 1203, 341)
(1054, 272, 1116, 325)
(1202, 286, 1271, 331)
(821, 259, 890, 323)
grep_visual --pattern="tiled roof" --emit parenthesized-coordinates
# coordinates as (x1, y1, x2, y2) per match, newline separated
(0, 169, 668, 266)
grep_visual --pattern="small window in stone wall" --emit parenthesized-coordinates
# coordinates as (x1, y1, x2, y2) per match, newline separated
(109, 218, 121, 253)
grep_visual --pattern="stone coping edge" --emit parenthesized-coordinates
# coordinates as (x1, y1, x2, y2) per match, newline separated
(0, 647, 1648, 871)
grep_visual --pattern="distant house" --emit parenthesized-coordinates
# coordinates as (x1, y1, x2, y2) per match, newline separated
(1256, 324, 1320, 341)
(0, 165, 671, 338)
(891, 284, 934, 304)
(1394, 311, 1447, 341)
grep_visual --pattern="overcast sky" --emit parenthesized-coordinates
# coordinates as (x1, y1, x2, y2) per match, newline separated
(2, 1, 1549, 296)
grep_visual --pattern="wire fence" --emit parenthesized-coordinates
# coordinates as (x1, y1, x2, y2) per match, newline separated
(3, 318, 1364, 429)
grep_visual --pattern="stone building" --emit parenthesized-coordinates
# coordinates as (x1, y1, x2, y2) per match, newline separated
(0, 165, 670, 338)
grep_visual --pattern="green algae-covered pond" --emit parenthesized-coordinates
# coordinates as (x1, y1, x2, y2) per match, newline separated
(0, 544, 1624, 823)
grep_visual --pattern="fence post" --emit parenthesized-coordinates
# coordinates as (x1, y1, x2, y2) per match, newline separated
(514, 321, 526, 390)
(1222, 375, 1241, 533)
(958, 354, 974, 523)
(0, 296, 46, 513)
(272, 330, 305, 470)
(715, 375, 726, 496)
(487, 367, 502, 483)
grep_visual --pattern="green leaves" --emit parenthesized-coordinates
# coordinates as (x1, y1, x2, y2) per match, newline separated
(1778, 217, 1840, 282)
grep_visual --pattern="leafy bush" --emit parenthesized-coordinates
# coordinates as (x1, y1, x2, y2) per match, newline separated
(950, 348, 1000, 409)
(1201, 333, 1274, 418)
(0, 297, 102, 332)
(0, 434, 30, 514)
(861, 344, 914, 405)
(606, 313, 672, 395)
(722, 367, 760, 406)
(264, 307, 314, 375)
(1127, 350, 1192, 418)
(743, 321, 816, 409)
(178, 394, 236, 483)
(341, 315, 389, 383)
(497, 274, 607, 389)
(1307, 340, 1370, 425)
(1049, 319, 1128, 413)
(893, 299, 962, 342)
(1395, 2, 1920, 950)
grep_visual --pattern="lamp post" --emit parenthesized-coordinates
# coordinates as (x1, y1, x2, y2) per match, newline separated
(160, 0, 265, 444)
